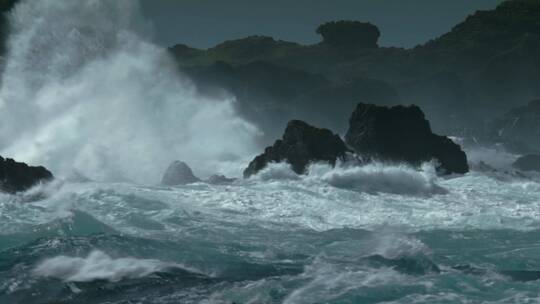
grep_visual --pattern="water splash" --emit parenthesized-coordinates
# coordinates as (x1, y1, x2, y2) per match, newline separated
(33, 250, 203, 282)
(0, 0, 260, 183)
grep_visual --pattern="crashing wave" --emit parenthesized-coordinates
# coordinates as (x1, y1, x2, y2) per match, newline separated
(307, 161, 447, 196)
(0, 0, 260, 183)
(249, 161, 447, 196)
(33, 250, 203, 282)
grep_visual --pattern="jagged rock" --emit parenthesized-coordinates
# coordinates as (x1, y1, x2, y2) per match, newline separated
(0, 156, 54, 193)
(345, 103, 469, 175)
(244, 120, 350, 177)
(513, 154, 540, 172)
(206, 174, 236, 185)
(161, 161, 200, 185)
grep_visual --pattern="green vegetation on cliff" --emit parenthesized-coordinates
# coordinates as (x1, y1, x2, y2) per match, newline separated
(169, 0, 540, 141)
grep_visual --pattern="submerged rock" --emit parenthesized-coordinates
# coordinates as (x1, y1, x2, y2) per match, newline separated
(244, 120, 350, 177)
(161, 161, 201, 185)
(0, 156, 54, 193)
(206, 174, 236, 185)
(513, 154, 540, 172)
(345, 103, 469, 175)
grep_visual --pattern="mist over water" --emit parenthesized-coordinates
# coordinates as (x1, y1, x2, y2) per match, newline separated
(0, 0, 260, 183)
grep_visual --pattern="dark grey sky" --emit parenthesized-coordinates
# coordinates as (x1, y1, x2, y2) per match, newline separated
(140, 0, 503, 49)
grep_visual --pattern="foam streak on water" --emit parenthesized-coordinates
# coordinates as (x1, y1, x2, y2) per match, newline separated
(33, 250, 191, 282)
(1, 161, 540, 303)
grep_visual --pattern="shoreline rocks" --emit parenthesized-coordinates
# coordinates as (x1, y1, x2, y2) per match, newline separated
(161, 161, 201, 185)
(244, 120, 350, 177)
(161, 161, 236, 186)
(0, 156, 53, 193)
(345, 103, 469, 175)
(244, 103, 469, 178)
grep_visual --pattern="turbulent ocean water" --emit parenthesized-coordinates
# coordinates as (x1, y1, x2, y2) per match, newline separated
(3, 160, 540, 303)
(2, 0, 540, 303)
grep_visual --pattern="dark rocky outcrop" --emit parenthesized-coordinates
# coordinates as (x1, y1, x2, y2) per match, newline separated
(161, 161, 201, 185)
(0, 156, 53, 193)
(345, 103, 469, 175)
(244, 120, 350, 177)
(513, 154, 540, 172)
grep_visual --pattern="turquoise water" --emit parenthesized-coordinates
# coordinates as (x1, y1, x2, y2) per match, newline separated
(2, 164, 540, 303)
(0, 1, 539, 302)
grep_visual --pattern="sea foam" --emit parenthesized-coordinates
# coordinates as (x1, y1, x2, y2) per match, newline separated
(250, 161, 446, 196)
(0, 0, 260, 183)
(33, 250, 199, 282)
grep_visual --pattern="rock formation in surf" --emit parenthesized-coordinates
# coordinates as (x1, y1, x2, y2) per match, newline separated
(244, 120, 350, 177)
(345, 103, 469, 175)
(161, 161, 201, 185)
(0, 156, 54, 193)
(513, 154, 540, 172)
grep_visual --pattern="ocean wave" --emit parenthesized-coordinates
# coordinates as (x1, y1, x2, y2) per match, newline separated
(33, 250, 202, 282)
(282, 257, 428, 304)
(307, 162, 447, 196)
(369, 232, 432, 259)
(250, 162, 301, 181)
(250, 161, 446, 196)
(0, 0, 260, 183)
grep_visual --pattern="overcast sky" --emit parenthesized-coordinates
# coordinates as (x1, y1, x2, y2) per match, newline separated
(139, 0, 503, 49)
